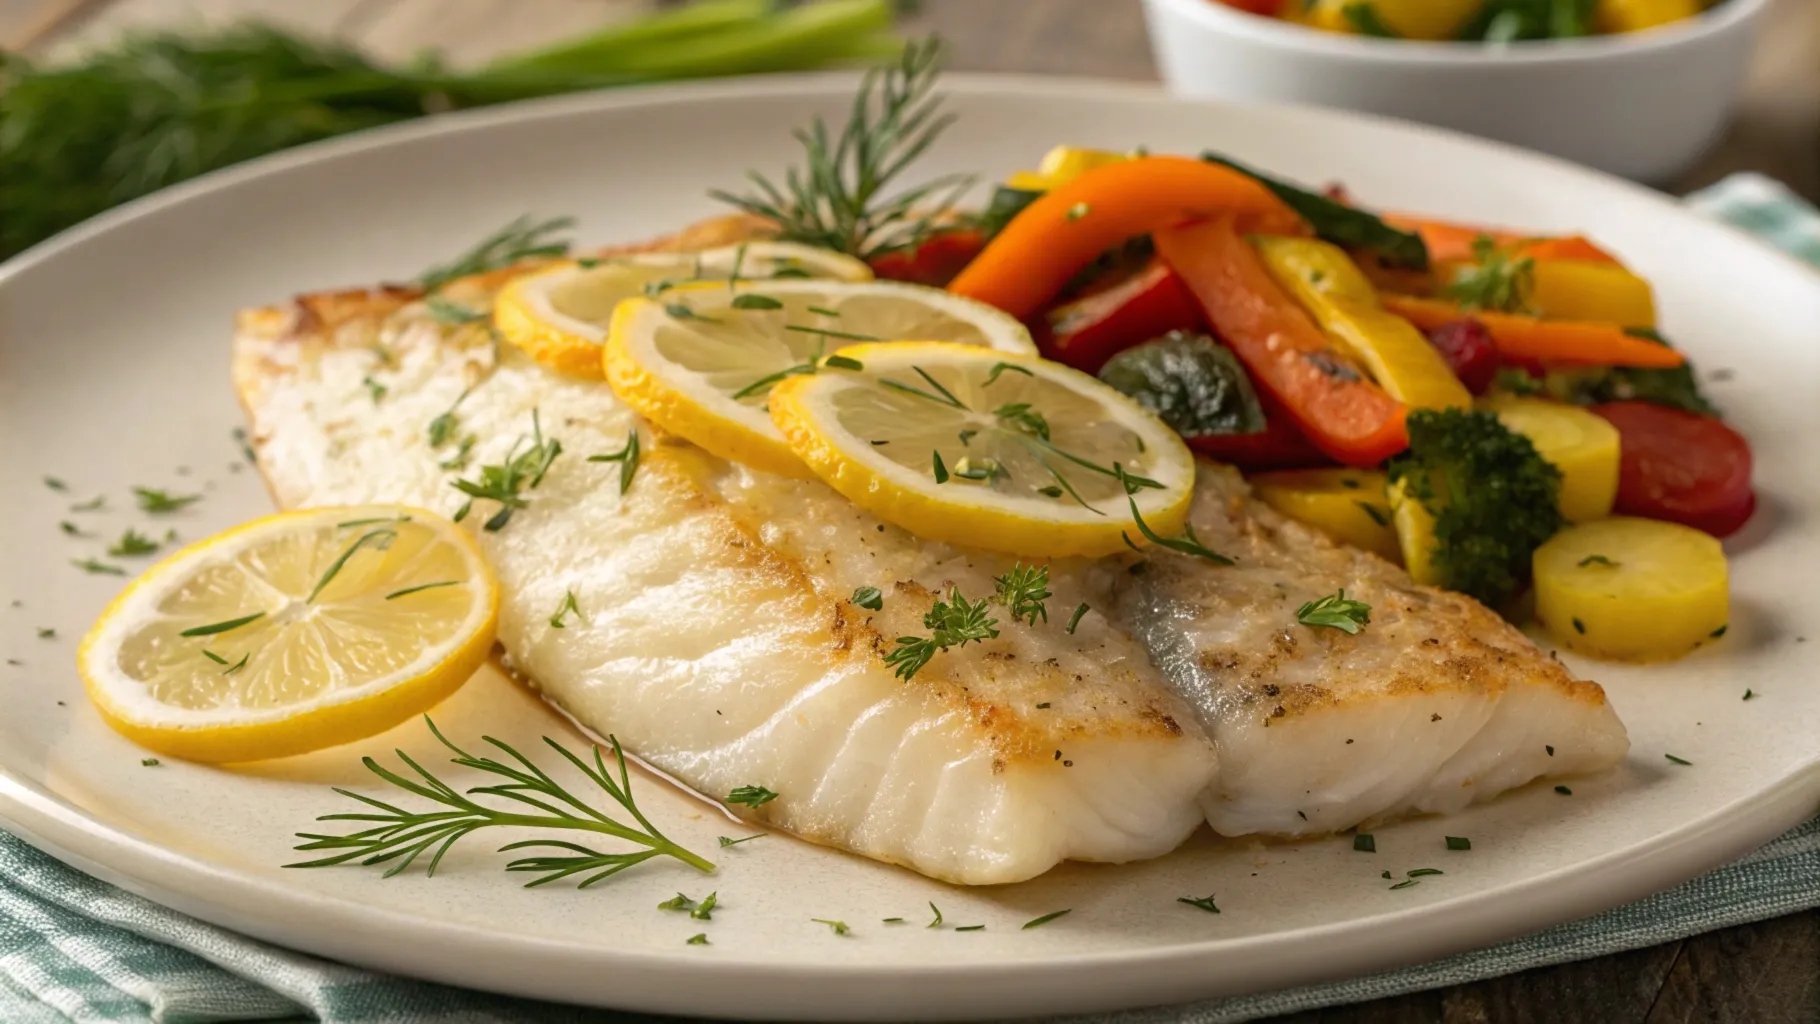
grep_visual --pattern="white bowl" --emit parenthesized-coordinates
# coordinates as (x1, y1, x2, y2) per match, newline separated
(1142, 0, 1771, 182)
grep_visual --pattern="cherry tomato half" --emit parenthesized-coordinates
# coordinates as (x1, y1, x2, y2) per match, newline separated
(1590, 401, 1755, 537)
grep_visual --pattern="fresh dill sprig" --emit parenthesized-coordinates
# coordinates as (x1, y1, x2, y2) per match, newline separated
(993, 563, 1051, 626)
(308, 528, 397, 603)
(71, 558, 126, 576)
(425, 296, 488, 326)
(709, 38, 973, 260)
(883, 586, 999, 680)
(548, 589, 583, 629)
(289, 716, 713, 885)
(451, 410, 563, 531)
(107, 529, 159, 558)
(727, 785, 779, 808)
(993, 403, 1050, 441)
(1296, 589, 1371, 635)
(133, 487, 200, 514)
(587, 431, 640, 495)
(427, 389, 470, 449)
(417, 216, 574, 292)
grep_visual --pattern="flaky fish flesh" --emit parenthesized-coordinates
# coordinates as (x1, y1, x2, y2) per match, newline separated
(231, 246, 1627, 885)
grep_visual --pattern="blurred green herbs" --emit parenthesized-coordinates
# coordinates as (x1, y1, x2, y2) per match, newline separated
(0, 0, 902, 259)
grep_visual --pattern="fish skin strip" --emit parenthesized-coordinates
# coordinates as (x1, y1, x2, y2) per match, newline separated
(231, 246, 1626, 885)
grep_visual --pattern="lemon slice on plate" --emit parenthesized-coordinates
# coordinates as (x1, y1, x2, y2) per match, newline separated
(769, 342, 1195, 557)
(78, 506, 498, 763)
(494, 242, 872, 378)
(604, 279, 1036, 477)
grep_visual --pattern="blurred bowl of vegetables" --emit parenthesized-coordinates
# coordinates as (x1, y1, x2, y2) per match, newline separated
(1140, 0, 1770, 181)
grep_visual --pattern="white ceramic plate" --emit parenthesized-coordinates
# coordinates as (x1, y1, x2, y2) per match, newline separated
(2, 75, 1818, 1022)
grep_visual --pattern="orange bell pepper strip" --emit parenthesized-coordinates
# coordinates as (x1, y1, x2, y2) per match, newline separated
(1383, 214, 1622, 266)
(947, 156, 1305, 320)
(1155, 219, 1408, 467)
(1380, 295, 1685, 369)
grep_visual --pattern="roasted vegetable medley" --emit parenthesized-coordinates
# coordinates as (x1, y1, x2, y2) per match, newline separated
(1213, 0, 1726, 41)
(859, 144, 1749, 661)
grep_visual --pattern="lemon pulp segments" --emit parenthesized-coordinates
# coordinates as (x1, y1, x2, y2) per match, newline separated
(494, 242, 872, 378)
(770, 342, 1195, 557)
(604, 279, 1036, 477)
(78, 506, 498, 762)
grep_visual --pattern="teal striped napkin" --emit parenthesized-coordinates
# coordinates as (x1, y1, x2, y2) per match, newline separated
(5, 173, 1816, 1024)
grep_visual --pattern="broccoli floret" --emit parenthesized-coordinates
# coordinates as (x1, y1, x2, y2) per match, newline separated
(1388, 409, 1564, 609)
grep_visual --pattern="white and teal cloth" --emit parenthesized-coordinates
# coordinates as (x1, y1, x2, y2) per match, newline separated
(6, 173, 1819, 1024)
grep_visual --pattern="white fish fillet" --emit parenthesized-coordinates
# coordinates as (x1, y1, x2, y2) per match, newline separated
(1117, 472, 1630, 836)
(231, 249, 1627, 885)
(233, 283, 1216, 885)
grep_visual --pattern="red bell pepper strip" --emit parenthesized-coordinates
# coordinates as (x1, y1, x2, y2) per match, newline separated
(947, 156, 1305, 320)
(1042, 259, 1205, 373)
(1188, 389, 1331, 469)
(868, 228, 988, 287)
(1154, 219, 1409, 467)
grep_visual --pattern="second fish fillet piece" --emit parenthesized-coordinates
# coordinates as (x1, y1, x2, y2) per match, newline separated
(1116, 469, 1630, 836)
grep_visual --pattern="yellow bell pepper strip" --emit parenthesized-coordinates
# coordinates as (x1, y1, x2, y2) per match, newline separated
(1381, 295, 1686, 369)
(1036, 146, 1130, 186)
(1254, 236, 1472, 411)
(1597, 0, 1701, 33)
(1299, 0, 1482, 39)
(1156, 218, 1409, 466)
(948, 156, 1306, 321)
(1528, 259, 1658, 328)
(1004, 170, 1051, 192)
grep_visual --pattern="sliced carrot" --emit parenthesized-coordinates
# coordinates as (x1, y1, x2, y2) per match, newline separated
(1380, 295, 1685, 369)
(1382, 214, 1622, 266)
(1155, 219, 1408, 467)
(947, 156, 1305, 320)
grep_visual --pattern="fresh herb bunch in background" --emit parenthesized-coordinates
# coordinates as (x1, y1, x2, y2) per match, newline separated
(0, 0, 903, 259)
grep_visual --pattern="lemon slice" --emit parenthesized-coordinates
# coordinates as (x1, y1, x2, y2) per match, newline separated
(495, 242, 872, 378)
(78, 506, 498, 763)
(604, 280, 1037, 478)
(769, 342, 1195, 557)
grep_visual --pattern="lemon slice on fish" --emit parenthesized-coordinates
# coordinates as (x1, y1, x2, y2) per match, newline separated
(494, 242, 872, 378)
(769, 342, 1195, 557)
(78, 506, 498, 763)
(604, 280, 1037, 478)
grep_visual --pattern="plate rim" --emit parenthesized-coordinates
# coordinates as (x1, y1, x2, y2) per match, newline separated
(5, 72, 1820, 1018)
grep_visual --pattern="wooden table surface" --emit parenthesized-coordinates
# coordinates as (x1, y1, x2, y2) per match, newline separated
(6, 1, 1818, 1022)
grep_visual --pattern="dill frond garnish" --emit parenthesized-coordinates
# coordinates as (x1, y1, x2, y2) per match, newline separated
(417, 215, 574, 292)
(450, 409, 563, 531)
(709, 38, 972, 260)
(883, 586, 999, 680)
(993, 563, 1051, 626)
(289, 716, 712, 886)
